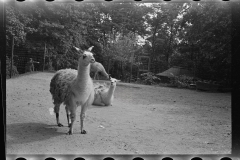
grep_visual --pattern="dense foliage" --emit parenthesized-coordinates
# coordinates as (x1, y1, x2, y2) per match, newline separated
(169, 74, 198, 88)
(140, 72, 161, 85)
(6, 1, 231, 84)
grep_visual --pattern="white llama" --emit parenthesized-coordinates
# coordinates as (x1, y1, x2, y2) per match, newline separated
(50, 46, 95, 134)
(93, 77, 120, 106)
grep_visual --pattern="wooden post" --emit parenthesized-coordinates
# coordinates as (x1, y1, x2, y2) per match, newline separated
(129, 52, 134, 83)
(43, 42, 46, 71)
(137, 65, 139, 82)
(10, 36, 14, 78)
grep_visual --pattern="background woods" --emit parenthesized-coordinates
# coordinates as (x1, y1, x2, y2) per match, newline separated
(6, 1, 231, 86)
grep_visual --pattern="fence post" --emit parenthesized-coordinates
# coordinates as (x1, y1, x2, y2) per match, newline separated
(43, 42, 46, 71)
(10, 36, 14, 78)
(129, 51, 135, 83)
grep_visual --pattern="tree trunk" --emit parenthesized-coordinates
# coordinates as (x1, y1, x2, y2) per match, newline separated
(167, 23, 174, 68)
(107, 56, 111, 74)
(121, 60, 123, 80)
(151, 23, 158, 59)
(150, 16, 159, 72)
(43, 42, 46, 71)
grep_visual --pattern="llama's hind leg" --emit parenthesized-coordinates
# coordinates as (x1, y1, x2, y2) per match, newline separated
(54, 104, 63, 127)
(65, 106, 71, 127)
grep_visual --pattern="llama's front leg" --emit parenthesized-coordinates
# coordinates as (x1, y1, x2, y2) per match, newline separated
(80, 112, 87, 134)
(66, 100, 77, 135)
(96, 73, 99, 80)
(67, 111, 76, 135)
(80, 104, 88, 134)
(54, 104, 63, 127)
(80, 92, 94, 134)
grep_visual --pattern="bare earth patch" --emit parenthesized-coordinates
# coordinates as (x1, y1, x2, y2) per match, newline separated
(6, 72, 231, 154)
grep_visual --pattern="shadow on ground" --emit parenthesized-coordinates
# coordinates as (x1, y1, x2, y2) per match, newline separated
(7, 122, 64, 146)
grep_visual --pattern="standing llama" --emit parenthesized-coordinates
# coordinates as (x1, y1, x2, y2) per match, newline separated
(50, 46, 96, 135)
(90, 62, 109, 80)
(93, 77, 120, 106)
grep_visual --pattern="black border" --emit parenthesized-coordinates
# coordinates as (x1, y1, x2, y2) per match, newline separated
(231, 0, 240, 157)
(3, 0, 240, 159)
(1, 0, 7, 159)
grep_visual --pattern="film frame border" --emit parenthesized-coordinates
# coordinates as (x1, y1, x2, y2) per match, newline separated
(3, 0, 240, 159)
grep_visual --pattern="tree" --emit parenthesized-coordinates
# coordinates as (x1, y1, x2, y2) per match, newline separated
(143, 3, 186, 71)
(6, 2, 36, 46)
(6, 1, 231, 83)
(177, 2, 231, 81)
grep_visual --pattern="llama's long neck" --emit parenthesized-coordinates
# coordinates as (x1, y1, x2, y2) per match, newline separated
(101, 68, 109, 79)
(77, 63, 91, 83)
(107, 85, 116, 97)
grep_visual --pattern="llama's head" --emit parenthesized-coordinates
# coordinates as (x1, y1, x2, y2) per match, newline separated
(74, 46, 95, 66)
(91, 62, 110, 80)
(109, 77, 120, 87)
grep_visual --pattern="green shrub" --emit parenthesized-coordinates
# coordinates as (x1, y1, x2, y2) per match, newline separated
(6, 56, 19, 78)
(169, 73, 196, 88)
(46, 61, 54, 71)
(140, 72, 161, 85)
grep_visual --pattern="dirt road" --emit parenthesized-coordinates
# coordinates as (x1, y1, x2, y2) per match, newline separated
(6, 72, 231, 154)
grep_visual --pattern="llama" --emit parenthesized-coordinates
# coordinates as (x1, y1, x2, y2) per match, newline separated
(49, 60, 109, 129)
(93, 77, 120, 106)
(90, 62, 109, 80)
(50, 46, 96, 135)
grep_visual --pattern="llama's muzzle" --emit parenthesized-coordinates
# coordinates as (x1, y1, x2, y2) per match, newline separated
(90, 58, 95, 63)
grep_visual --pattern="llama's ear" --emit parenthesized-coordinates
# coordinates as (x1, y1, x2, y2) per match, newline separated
(108, 75, 112, 80)
(73, 46, 80, 51)
(87, 46, 94, 51)
(116, 79, 121, 82)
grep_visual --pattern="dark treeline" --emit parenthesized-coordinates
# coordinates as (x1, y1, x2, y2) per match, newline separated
(6, 1, 231, 84)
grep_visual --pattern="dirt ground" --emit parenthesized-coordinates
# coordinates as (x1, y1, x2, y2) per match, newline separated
(6, 72, 231, 155)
